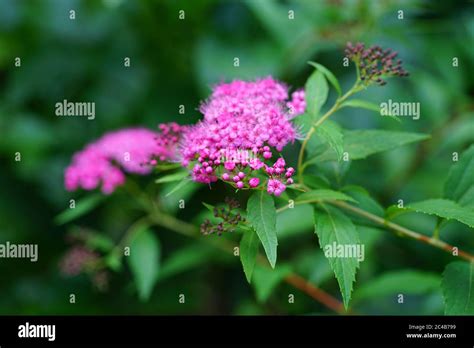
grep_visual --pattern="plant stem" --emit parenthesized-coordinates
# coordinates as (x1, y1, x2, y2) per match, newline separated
(275, 190, 474, 262)
(297, 84, 360, 184)
(331, 200, 474, 262)
(285, 273, 345, 314)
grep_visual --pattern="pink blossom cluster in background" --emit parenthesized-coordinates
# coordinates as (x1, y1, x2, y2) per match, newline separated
(65, 125, 183, 194)
(60, 246, 99, 276)
(65, 78, 306, 196)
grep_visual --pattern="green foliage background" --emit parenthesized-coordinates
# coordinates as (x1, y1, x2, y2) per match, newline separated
(0, 0, 473, 315)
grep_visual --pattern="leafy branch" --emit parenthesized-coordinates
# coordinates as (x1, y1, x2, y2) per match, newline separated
(332, 200, 474, 263)
(147, 206, 346, 313)
(297, 73, 362, 184)
(276, 188, 474, 262)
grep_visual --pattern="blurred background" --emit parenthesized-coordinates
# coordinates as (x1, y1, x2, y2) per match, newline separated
(0, 0, 473, 315)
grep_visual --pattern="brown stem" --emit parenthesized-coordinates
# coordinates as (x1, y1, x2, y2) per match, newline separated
(285, 273, 346, 314)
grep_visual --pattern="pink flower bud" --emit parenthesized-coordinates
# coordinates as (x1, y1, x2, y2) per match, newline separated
(249, 178, 260, 187)
(274, 158, 286, 168)
(266, 167, 274, 175)
(224, 161, 236, 171)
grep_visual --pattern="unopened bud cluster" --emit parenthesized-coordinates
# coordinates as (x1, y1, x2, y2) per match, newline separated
(345, 42, 409, 86)
(200, 197, 245, 236)
(60, 239, 110, 291)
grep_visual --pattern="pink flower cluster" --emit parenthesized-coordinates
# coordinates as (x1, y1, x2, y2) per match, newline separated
(153, 122, 184, 163)
(287, 89, 306, 117)
(180, 77, 300, 195)
(65, 124, 183, 194)
(265, 158, 294, 196)
(65, 78, 306, 196)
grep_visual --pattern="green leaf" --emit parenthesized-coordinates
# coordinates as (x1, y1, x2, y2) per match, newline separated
(305, 69, 328, 120)
(155, 170, 189, 184)
(459, 188, 474, 209)
(240, 230, 259, 283)
(444, 145, 474, 206)
(316, 120, 344, 161)
(314, 205, 360, 309)
(385, 204, 407, 220)
(442, 261, 474, 315)
(202, 202, 215, 212)
(85, 233, 115, 252)
(302, 174, 330, 189)
(318, 129, 429, 162)
(252, 263, 292, 302)
(440, 116, 474, 150)
(340, 99, 403, 124)
(155, 163, 182, 171)
(159, 244, 214, 281)
(247, 191, 278, 268)
(296, 189, 357, 204)
(163, 178, 192, 198)
(342, 185, 384, 218)
(308, 61, 341, 96)
(354, 270, 441, 302)
(160, 179, 200, 215)
(407, 199, 474, 228)
(340, 99, 380, 113)
(127, 228, 161, 301)
(54, 194, 105, 225)
(344, 130, 429, 160)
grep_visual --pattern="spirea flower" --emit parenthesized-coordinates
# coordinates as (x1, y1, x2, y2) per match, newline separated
(287, 89, 306, 117)
(180, 77, 297, 195)
(65, 124, 184, 194)
(265, 158, 294, 196)
(154, 122, 185, 161)
(345, 42, 409, 86)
